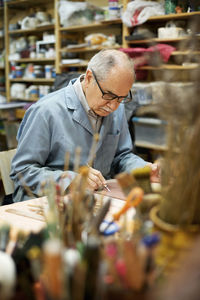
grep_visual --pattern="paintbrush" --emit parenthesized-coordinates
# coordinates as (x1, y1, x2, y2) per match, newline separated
(131, 166, 152, 194)
(42, 239, 64, 299)
(116, 172, 137, 196)
(122, 240, 145, 290)
(0, 225, 10, 252)
(103, 187, 144, 233)
(91, 198, 111, 234)
(73, 146, 82, 173)
(64, 151, 70, 171)
(17, 173, 36, 198)
(87, 133, 99, 167)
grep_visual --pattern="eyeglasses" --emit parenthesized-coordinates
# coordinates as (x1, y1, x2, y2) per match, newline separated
(91, 69, 133, 104)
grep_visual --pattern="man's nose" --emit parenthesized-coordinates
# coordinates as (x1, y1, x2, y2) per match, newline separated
(107, 99, 119, 110)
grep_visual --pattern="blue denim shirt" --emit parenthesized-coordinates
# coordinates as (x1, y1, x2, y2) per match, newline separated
(10, 80, 147, 202)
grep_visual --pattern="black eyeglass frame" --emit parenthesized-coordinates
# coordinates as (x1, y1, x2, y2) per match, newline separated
(91, 69, 133, 104)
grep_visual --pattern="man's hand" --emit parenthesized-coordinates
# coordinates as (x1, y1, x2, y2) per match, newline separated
(147, 162, 161, 183)
(87, 166, 107, 191)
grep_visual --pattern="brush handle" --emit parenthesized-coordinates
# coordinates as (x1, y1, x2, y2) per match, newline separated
(113, 187, 143, 221)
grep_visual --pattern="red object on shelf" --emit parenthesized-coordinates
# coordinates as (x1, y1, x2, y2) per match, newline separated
(120, 43, 175, 65)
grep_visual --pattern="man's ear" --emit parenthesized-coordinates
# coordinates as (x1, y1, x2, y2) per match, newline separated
(85, 69, 93, 87)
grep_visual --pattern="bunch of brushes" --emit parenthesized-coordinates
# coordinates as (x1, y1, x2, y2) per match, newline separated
(155, 22, 200, 226)
(0, 132, 164, 300)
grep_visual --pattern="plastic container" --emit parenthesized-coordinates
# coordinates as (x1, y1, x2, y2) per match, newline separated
(108, 0, 120, 19)
(33, 65, 44, 78)
(15, 66, 24, 78)
(44, 65, 52, 79)
(165, 0, 177, 14)
(132, 117, 167, 146)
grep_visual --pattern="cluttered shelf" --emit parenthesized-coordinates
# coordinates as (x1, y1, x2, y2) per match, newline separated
(4, 0, 55, 103)
(15, 108, 26, 119)
(127, 36, 200, 44)
(9, 58, 55, 63)
(10, 78, 55, 83)
(171, 50, 200, 55)
(10, 97, 37, 102)
(4, 0, 52, 8)
(59, 18, 122, 32)
(146, 11, 200, 22)
(60, 45, 121, 53)
(60, 62, 89, 68)
(139, 64, 199, 70)
(8, 24, 55, 35)
(135, 141, 167, 151)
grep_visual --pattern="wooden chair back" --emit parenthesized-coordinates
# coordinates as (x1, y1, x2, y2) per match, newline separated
(0, 148, 16, 195)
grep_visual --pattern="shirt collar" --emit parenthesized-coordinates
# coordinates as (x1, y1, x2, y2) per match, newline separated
(73, 74, 90, 113)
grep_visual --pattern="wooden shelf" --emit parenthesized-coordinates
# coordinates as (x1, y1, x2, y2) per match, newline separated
(60, 62, 89, 68)
(135, 141, 167, 151)
(60, 19, 122, 32)
(171, 51, 200, 56)
(10, 78, 55, 83)
(10, 97, 37, 102)
(127, 36, 200, 45)
(139, 64, 199, 70)
(60, 45, 121, 53)
(147, 11, 200, 22)
(15, 108, 26, 119)
(9, 58, 55, 63)
(9, 24, 54, 35)
(6, 0, 51, 8)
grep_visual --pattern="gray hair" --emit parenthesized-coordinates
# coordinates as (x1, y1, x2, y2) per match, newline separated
(87, 49, 135, 81)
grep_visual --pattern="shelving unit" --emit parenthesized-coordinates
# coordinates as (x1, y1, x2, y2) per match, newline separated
(123, 10, 200, 80)
(4, 0, 56, 102)
(1, 0, 199, 152)
(55, 0, 123, 73)
(122, 7, 200, 152)
(0, 6, 5, 101)
(127, 36, 200, 45)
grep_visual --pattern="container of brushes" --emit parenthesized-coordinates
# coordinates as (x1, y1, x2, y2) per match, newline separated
(150, 205, 200, 274)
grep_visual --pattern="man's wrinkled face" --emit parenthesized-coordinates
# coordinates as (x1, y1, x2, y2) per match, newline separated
(84, 68, 134, 117)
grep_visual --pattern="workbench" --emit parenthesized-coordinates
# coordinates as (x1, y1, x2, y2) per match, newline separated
(0, 180, 134, 234)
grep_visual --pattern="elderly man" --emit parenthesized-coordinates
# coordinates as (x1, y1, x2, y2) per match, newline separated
(11, 49, 158, 202)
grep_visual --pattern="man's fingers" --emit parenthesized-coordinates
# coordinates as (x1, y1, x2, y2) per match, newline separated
(87, 166, 106, 190)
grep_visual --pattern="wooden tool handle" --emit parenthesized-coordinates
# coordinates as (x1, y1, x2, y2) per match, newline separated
(113, 187, 143, 221)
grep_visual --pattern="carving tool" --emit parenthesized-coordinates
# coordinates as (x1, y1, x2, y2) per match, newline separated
(103, 183, 111, 192)
(6, 208, 45, 222)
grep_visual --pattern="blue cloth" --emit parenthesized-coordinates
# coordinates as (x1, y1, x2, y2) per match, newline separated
(10, 80, 147, 202)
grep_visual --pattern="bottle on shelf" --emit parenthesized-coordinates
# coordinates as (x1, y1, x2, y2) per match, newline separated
(108, 0, 120, 20)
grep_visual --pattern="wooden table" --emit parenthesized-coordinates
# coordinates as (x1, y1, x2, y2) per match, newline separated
(0, 180, 135, 234)
(0, 197, 48, 233)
